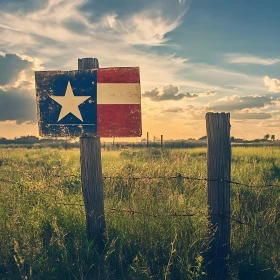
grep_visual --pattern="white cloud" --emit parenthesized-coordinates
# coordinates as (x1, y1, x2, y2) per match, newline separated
(264, 76, 280, 93)
(108, 10, 186, 46)
(225, 53, 280, 65)
(0, 0, 186, 47)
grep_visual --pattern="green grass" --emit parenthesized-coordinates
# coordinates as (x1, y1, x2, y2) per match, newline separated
(0, 147, 280, 279)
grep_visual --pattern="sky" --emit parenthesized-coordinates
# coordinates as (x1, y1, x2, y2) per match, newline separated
(0, 0, 280, 140)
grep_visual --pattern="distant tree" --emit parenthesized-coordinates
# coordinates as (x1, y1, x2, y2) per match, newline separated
(230, 136, 235, 142)
(264, 134, 270, 141)
(14, 135, 39, 144)
(0, 137, 7, 144)
(198, 136, 207, 141)
(271, 135, 275, 141)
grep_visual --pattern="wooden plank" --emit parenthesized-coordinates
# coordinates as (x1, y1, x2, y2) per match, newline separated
(206, 112, 231, 279)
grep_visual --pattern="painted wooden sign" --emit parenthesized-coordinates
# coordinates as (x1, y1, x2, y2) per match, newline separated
(35, 67, 142, 137)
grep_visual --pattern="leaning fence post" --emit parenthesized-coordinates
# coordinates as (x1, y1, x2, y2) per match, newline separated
(206, 112, 231, 279)
(79, 58, 106, 248)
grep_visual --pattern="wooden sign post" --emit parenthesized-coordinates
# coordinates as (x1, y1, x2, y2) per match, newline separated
(79, 58, 106, 247)
(206, 112, 231, 279)
(35, 58, 142, 249)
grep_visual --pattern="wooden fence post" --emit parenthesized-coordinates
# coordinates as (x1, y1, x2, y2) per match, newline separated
(79, 58, 106, 248)
(206, 112, 231, 279)
(147, 132, 149, 148)
(161, 135, 163, 149)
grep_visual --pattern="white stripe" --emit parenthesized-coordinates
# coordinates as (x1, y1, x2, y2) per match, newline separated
(97, 83, 140, 104)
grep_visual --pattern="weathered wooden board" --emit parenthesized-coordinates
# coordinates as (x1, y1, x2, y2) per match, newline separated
(35, 67, 142, 137)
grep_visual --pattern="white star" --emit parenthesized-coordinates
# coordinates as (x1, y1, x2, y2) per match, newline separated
(50, 81, 91, 122)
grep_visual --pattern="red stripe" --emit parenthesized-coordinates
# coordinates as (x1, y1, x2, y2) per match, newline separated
(97, 104, 141, 137)
(97, 67, 140, 83)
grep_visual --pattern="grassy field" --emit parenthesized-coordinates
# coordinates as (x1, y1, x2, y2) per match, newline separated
(0, 146, 280, 279)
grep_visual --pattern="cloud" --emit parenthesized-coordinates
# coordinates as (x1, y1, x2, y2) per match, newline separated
(225, 53, 280, 65)
(264, 76, 280, 93)
(0, 0, 186, 48)
(143, 84, 198, 101)
(207, 95, 274, 111)
(224, 85, 239, 90)
(0, 88, 36, 124)
(231, 110, 272, 120)
(205, 90, 217, 96)
(260, 121, 280, 127)
(0, 0, 190, 85)
(100, 10, 186, 46)
(0, 53, 33, 85)
(195, 90, 217, 97)
(162, 107, 185, 113)
(0, 52, 43, 124)
(0, 0, 265, 97)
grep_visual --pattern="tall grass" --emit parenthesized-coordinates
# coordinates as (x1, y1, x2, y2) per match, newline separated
(0, 147, 280, 279)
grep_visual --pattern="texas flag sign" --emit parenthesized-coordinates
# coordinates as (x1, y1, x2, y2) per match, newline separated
(35, 67, 142, 137)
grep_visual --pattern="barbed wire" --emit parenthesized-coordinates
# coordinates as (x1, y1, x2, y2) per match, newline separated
(1, 171, 279, 229)
(54, 203, 267, 229)
(0, 184, 273, 230)
(105, 208, 267, 229)
(2, 171, 280, 189)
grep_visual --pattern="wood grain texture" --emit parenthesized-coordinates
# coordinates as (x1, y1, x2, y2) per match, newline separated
(206, 112, 231, 279)
(79, 58, 106, 248)
(80, 136, 106, 246)
(78, 58, 99, 69)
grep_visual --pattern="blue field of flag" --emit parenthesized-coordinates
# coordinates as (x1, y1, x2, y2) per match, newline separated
(35, 70, 97, 137)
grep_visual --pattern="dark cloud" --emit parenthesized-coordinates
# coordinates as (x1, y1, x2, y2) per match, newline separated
(0, 88, 36, 124)
(207, 95, 274, 111)
(0, 53, 33, 86)
(143, 84, 198, 102)
(0, 0, 47, 13)
(186, 92, 198, 98)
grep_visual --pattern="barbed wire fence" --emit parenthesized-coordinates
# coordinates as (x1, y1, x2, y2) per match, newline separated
(2, 113, 278, 277)
(0, 171, 279, 230)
